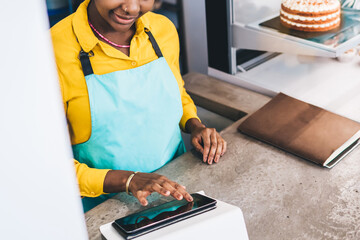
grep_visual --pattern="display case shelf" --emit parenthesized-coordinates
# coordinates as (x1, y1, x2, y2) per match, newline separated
(232, 11, 360, 58)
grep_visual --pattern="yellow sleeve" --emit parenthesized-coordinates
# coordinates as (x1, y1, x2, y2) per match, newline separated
(74, 160, 110, 197)
(179, 78, 200, 131)
(173, 57, 200, 131)
(57, 61, 110, 198)
(158, 16, 200, 131)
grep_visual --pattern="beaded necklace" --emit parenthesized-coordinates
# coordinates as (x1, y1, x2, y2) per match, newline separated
(88, 21, 131, 48)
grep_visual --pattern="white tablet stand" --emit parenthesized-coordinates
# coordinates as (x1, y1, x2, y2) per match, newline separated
(100, 193, 249, 240)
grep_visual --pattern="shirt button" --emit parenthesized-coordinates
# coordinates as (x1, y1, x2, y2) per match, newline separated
(131, 61, 137, 66)
(91, 192, 95, 196)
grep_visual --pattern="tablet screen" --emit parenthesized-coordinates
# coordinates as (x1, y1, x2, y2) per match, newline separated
(114, 193, 216, 233)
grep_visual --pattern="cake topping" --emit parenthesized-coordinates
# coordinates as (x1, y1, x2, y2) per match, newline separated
(282, 0, 340, 13)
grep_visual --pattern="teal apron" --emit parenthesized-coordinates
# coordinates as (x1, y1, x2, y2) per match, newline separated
(73, 29, 186, 212)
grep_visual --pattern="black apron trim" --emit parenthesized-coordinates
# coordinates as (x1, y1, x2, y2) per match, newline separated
(144, 28, 163, 58)
(79, 50, 94, 77)
(79, 28, 163, 77)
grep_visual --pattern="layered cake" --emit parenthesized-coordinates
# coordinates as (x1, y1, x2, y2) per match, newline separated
(280, 0, 341, 32)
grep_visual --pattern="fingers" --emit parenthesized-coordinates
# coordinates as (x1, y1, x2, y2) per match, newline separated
(135, 190, 151, 206)
(131, 174, 193, 206)
(215, 133, 227, 162)
(191, 137, 204, 154)
(174, 183, 193, 202)
(202, 130, 211, 163)
(151, 183, 170, 197)
(214, 136, 223, 163)
(198, 128, 227, 165)
(207, 131, 217, 164)
(161, 181, 193, 202)
(222, 139, 227, 156)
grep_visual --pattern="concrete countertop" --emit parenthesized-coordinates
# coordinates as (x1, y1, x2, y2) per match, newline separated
(85, 73, 360, 240)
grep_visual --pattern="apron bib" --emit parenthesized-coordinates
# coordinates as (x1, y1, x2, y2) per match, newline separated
(73, 30, 186, 212)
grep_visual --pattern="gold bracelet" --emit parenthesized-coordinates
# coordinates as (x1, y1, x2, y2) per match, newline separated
(125, 171, 138, 195)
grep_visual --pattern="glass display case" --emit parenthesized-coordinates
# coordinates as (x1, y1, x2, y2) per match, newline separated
(205, 0, 360, 122)
(231, 0, 360, 74)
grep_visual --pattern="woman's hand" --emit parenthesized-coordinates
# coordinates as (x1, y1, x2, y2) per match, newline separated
(103, 170, 193, 206)
(129, 172, 193, 206)
(185, 118, 227, 164)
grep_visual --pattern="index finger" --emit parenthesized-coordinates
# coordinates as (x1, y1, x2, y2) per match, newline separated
(168, 181, 193, 202)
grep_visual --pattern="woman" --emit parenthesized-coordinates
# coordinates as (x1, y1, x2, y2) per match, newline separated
(51, 0, 227, 212)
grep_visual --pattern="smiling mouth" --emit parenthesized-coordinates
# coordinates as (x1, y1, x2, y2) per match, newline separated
(112, 12, 137, 25)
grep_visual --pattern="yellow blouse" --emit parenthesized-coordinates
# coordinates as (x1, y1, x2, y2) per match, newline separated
(50, 0, 198, 197)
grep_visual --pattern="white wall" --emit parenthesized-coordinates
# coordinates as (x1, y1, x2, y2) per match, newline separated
(0, 1, 87, 239)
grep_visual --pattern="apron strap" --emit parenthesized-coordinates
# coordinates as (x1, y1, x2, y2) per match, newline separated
(79, 50, 94, 77)
(78, 28, 163, 76)
(144, 28, 163, 58)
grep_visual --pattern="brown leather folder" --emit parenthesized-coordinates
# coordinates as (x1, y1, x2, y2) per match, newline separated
(238, 93, 360, 168)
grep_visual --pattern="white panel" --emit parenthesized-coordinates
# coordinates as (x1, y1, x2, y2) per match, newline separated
(233, 0, 282, 24)
(181, 0, 209, 74)
(0, 1, 87, 239)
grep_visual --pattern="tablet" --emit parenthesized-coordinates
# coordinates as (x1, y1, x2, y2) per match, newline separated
(112, 193, 217, 239)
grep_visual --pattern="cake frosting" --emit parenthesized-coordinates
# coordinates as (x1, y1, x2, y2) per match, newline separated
(280, 0, 341, 32)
